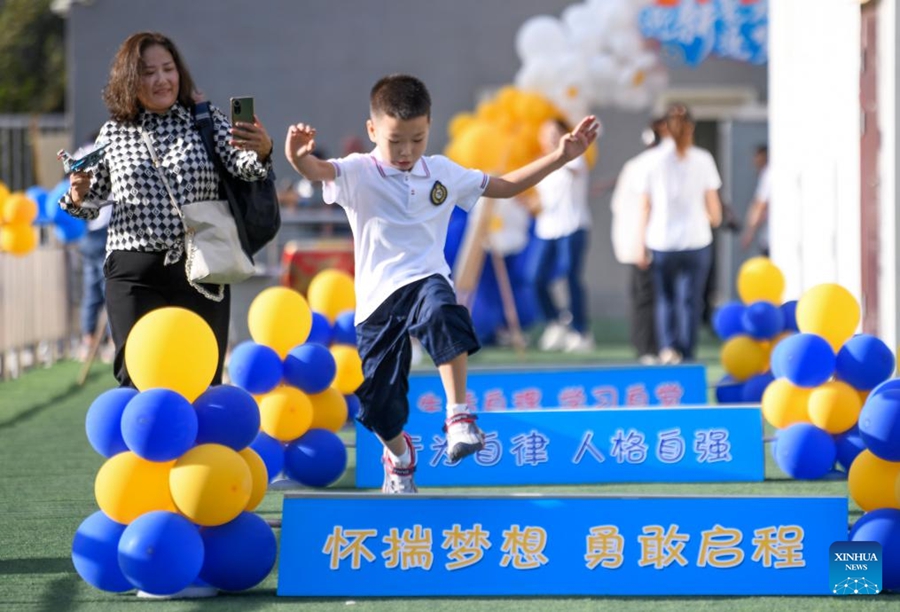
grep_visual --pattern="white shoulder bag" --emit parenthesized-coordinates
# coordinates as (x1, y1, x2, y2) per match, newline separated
(142, 130, 255, 300)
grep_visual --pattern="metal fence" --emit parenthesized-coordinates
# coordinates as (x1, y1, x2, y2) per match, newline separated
(0, 114, 76, 379)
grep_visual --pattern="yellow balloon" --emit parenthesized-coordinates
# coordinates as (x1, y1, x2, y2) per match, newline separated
(2, 192, 38, 225)
(0, 181, 9, 210)
(796, 283, 860, 351)
(331, 345, 364, 394)
(309, 386, 349, 432)
(257, 386, 314, 441)
(761, 379, 811, 429)
(447, 113, 476, 140)
(94, 452, 177, 524)
(306, 269, 356, 323)
(238, 447, 268, 511)
(170, 444, 252, 526)
(446, 121, 507, 171)
(807, 381, 862, 434)
(248, 287, 312, 358)
(848, 450, 900, 512)
(720, 335, 768, 381)
(0, 224, 37, 256)
(736, 257, 785, 304)
(124, 307, 218, 402)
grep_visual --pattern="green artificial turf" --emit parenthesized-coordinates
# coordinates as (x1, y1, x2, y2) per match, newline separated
(0, 323, 896, 611)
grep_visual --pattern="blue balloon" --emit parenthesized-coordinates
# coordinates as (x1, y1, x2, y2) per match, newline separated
(740, 301, 784, 340)
(45, 178, 69, 224)
(85, 388, 138, 458)
(117, 511, 204, 596)
(715, 375, 744, 404)
(850, 508, 900, 590)
(344, 394, 361, 420)
(25, 186, 50, 225)
(858, 388, 900, 462)
(120, 389, 198, 462)
(712, 302, 745, 340)
(283, 343, 336, 394)
(834, 426, 866, 471)
(193, 385, 260, 451)
(199, 512, 277, 591)
(54, 213, 87, 243)
(773, 423, 836, 479)
(284, 428, 347, 488)
(72, 511, 132, 592)
(332, 310, 357, 346)
(227, 341, 282, 394)
(836, 334, 895, 391)
(250, 432, 285, 483)
(306, 312, 333, 346)
(741, 371, 775, 403)
(771, 333, 836, 388)
(780, 300, 799, 332)
(868, 377, 900, 403)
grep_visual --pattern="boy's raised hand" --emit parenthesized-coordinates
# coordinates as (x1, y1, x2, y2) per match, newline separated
(284, 123, 318, 163)
(559, 115, 601, 162)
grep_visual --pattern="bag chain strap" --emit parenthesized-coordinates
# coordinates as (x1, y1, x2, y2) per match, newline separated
(140, 129, 224, 302)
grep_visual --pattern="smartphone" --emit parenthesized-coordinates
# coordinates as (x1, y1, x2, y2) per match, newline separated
(230, 96, 255, 126)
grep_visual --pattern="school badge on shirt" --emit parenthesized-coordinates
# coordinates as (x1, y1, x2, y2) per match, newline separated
(430, 181, 447, 205)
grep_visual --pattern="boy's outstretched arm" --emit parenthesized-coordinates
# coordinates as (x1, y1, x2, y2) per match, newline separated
(483, 115, 600, 199)
(284, 123, 336, 182)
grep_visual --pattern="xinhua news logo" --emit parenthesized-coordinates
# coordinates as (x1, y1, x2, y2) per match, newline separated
(829, 541, 882, 595)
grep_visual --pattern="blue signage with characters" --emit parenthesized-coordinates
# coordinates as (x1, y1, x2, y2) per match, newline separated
(278, 493, 847, 596)
(355, 406, 764, 487)
(409, 363, 708, 413)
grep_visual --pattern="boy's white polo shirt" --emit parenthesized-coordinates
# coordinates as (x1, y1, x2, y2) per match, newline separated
(323, 150, 488, 324)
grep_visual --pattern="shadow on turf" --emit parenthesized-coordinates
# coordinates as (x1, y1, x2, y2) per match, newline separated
(0, 369, 104, 431)
(0, 557, 72, 575)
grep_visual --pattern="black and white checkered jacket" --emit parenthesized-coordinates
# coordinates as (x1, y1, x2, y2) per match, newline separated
(60, 103, 269, 261)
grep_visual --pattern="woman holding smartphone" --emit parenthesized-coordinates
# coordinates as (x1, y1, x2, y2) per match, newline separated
(59, 31, 274, 388)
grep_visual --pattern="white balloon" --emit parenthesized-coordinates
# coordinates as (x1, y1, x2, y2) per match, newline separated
(610, 31, 645, 58)
(515, 15, 570, 62)
(514, 57, 558, 94)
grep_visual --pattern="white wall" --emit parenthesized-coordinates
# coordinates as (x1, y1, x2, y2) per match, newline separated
(768, 0, 861, 301)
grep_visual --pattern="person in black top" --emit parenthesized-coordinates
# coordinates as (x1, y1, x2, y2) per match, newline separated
(60, 31, 274, 387)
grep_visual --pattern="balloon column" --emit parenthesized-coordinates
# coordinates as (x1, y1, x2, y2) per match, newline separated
(849, 379, 900, 590)
(713, 257, 791, 404)
(72, 307, 277, 596)
(229, 276, 359, 489)
(0, 181, 39, 256)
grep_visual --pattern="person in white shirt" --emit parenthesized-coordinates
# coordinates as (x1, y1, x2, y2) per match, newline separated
(740, 145, 770, 255)
(637, 103, 723, 364)
(284, 74, 599, 494)
(610, 118, 671, 364)
(530, 118, 595, 353)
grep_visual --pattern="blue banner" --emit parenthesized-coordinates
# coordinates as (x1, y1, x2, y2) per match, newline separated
(355, 406, 764, 488)
(278, 494, 847, 596)
(409, 363, 708, 413)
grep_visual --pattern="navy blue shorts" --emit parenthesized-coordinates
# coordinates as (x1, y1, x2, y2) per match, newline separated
(354, 274, 480, 441)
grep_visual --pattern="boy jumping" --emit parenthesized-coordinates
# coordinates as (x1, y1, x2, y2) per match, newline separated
(285, 74, 598, 493)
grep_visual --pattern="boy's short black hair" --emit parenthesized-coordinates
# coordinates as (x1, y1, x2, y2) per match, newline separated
(370, 74, 431, 120)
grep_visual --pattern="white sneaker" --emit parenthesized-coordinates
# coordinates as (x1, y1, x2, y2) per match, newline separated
(444, 413, 485, 462)
(638, 353, 660, 365)
(538, 322, 568, 351)
(382, 432, 418, 494)
(563, 331, 596, 353)
(658, 347, 683, 365)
